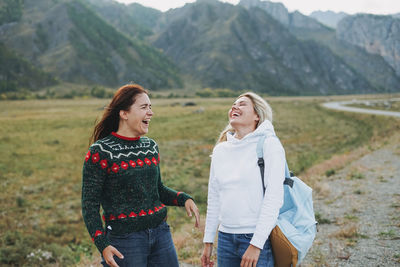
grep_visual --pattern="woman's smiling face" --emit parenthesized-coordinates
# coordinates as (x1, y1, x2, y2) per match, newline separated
(120, 93, 153, 137)
(228, 96, 259, 130)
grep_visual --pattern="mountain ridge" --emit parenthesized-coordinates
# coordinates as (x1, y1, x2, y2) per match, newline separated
(0, 0, 399, 96)
(0, 0, 182, 90)
(152, 1, 375, 95)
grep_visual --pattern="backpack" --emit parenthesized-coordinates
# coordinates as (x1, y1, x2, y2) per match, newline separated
(257, 135, 317, 267)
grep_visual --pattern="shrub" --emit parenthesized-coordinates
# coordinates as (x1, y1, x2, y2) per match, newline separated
(325, 169, 336, 177)
(91, 86, 106, 98)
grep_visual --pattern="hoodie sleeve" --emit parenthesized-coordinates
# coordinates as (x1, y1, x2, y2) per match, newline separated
(250, 137, 285, 249)
(203, 155, 220, 243)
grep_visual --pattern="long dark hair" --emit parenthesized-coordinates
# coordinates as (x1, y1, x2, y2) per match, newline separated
(90, 84, 148, 144)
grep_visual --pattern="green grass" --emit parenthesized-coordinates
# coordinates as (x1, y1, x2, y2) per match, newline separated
(315, 212, 332, 224)
(1, 96, 400, 266)
(348, 172, 365, 180)
(379, 229, 398, 239)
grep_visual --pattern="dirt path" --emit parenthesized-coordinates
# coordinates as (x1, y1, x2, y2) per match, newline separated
(322, 99, 400, 118)
(302, 137, 400, 266)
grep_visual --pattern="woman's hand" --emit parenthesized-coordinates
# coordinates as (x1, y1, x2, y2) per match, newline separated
(185, 198, 200, 228)
(240, 244, 261, 267)
(201, 243, 214, 267)
(102, 245, 124, 267)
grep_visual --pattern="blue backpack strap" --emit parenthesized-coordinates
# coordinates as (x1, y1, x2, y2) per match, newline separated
(257, 135, 294, 194)
(284, 162, 291, 179)
(256, 135, 266, 194)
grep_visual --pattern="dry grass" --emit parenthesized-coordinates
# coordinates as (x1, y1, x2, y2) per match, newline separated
(331, 224, 360, 239)
(304, 147, 369, 182)
(172, 219, 206, 265)
(313, 182, 331, 198)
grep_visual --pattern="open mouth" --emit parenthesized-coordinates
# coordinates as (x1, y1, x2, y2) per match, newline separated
(142, 119, 150, 125)
(232, 112, 240, 118)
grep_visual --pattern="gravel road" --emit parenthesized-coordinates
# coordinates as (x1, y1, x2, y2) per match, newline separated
(322, 99, 400, 118)
(301, 135, 400, 266)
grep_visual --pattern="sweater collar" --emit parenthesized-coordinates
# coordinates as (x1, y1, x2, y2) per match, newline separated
(227, 120, 276, 143)
(111, 132, 141, 141)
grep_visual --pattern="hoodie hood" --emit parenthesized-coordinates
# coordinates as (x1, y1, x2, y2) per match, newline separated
(227, 120, 276, 143)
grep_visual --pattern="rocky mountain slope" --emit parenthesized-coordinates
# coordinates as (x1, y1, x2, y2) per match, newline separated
(337, 14, 400, 77)
(238, 0, 400, 92)
(1, 0, 399, 95)
(0, 42, 57, 93)
(310, 10, 348, 28)
(151, 0, 376, 95)
(0, 0, 182, 89)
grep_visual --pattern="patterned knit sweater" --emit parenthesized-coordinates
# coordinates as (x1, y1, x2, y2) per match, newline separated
(81, 132, 192, 253)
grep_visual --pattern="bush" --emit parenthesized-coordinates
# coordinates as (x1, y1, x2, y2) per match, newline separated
(196, 88, 238, 98)
(91, 86, 106, 98)
(325, 169, 336, 177)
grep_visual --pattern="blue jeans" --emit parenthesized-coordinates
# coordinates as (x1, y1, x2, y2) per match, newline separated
(217, 231, 274, 267)
(101, 221, 179, 267)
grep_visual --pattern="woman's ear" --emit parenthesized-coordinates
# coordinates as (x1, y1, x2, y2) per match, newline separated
(119, 110, 127, 121)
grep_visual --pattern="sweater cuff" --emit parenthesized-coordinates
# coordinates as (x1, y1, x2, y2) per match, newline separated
(203, 232, 216, 243)
(94, 235, 111, 254)
(250, 235, 266, 250)
(177, 192, 193, 206)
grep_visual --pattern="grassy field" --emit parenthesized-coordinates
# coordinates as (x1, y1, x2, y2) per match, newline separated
(1, 95, 400, 266)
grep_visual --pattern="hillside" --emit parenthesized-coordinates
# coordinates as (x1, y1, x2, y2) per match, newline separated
(0, 0, 399, 95)
(239, 0, 400, 92)
(337, 14, 400, 77)
(310, 10, 348, 28)
(84, 0, 162, 40)
(239, 0, 328, 31)
(0, 0, 23, 25)
(152, 0, 374, 95)
(0, 43, 57, 94)
(0, 0, 182, 89)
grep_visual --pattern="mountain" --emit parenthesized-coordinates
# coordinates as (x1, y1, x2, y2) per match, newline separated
(337, 14, 400, 77)
(239, 0, 400, 92)
(0, 0, 23, 25)
(0, 0, 399, 95)
(239, 0, 327, 31)
(152, 0, 375, 95)
(310, 11, 348, 28)
(0, 43, 57, 93)
(0, 0, 182, 89)
(84, 0, 162, 40)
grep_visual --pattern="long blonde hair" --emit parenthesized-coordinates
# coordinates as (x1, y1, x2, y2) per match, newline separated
(217, 92, 273, 144)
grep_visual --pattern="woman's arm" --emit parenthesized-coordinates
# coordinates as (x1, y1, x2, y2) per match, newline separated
(250, 137, 285, 249)
(202, 157, 219, 267)
(81, 148, 110, 253)
(203, 157, 220, 243)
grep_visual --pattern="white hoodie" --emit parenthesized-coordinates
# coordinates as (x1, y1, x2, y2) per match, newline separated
(203, 120, 285, 249)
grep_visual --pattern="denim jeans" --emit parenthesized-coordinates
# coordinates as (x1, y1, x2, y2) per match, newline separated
(101, 221, 179, 267)
(217, 231, 274, 267)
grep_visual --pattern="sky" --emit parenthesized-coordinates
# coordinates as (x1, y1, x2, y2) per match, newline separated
(114, 0, 400, 15)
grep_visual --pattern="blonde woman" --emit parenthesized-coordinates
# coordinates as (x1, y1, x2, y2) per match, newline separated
(201, 92, 285, 267)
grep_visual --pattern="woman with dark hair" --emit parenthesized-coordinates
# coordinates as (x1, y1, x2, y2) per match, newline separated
(82, 84, 200, 267)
